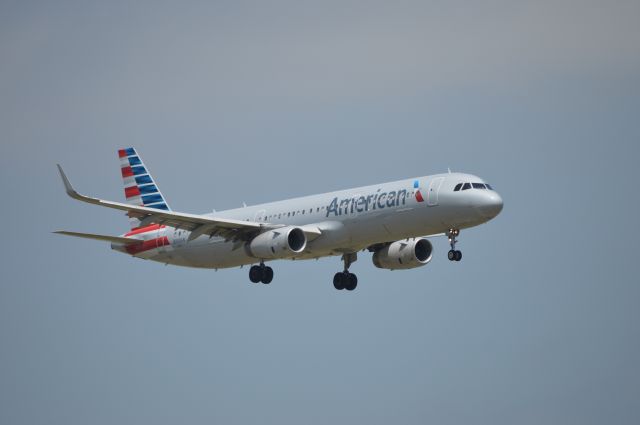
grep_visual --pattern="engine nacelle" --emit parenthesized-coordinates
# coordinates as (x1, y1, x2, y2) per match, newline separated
(247, 226, 307, 259)
(372, 238, 433, 270)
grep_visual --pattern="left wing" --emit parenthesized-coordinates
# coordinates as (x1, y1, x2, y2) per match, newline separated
(57, 164, 278, 242)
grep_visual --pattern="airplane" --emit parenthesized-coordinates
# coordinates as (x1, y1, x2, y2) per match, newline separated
(55, 148, 503, 291)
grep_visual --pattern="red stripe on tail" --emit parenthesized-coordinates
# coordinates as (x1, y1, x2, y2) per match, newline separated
(125, 224, 166, 237)
(125, 186, 141, 198)
(125, 236, 170, 255)
(121, 166, 133, 178)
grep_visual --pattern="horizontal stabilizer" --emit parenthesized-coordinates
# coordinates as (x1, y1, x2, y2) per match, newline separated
(53, 231, 140, 245)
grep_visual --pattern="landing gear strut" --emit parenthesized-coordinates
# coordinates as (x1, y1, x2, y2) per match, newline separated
(447, 229, 462, 262)
(333, 253, 358, 291)
(249, 262, 274, 284)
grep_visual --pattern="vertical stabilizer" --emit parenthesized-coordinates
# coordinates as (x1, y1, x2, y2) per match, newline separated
(118, 148, 171, 229)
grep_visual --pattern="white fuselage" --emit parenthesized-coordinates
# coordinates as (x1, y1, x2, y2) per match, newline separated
(112, 172, 503, 269)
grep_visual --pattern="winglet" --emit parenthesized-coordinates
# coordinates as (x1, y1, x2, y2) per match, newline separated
(57, 164, 81, 200)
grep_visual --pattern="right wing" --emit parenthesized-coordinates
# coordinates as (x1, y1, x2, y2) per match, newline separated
(57, 164, 279, 241)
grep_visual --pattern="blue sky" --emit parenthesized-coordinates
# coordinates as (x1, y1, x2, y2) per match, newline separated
(1, 1, 639, 424)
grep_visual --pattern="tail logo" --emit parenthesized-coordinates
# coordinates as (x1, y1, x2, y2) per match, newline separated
(119, 147, 170, 212)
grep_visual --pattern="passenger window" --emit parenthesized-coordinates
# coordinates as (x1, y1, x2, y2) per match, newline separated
(287, 212, 290, 217)
(462, 183, 471, 190)
(454, 183, 462, 192)
(472, 183, 486, 189)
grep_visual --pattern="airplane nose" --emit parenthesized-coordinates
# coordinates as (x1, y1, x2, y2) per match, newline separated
(478, 192, 503, 219)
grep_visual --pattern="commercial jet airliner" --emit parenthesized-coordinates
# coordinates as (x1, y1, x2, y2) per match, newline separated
(55, 148, 503, 291)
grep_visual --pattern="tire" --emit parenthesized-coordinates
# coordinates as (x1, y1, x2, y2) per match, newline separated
(262, 266, 274, 284)
(333, 272, 344, 290)
(345, 273, 358, 291)
(249, 265, 263, 283)
(448, 250, 456, 261)
(455, 250, 462, 261)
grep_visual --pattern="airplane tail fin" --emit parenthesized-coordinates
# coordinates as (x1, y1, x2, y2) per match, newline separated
(118, 148, 171, 229)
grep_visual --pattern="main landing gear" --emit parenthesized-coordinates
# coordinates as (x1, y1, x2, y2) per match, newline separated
(249, 262, 273, 284)
(333, 253, 358, 291)
(447, 229, 462, 262)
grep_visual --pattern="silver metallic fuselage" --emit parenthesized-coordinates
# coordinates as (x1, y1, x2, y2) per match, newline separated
(113, 172, 503, 268)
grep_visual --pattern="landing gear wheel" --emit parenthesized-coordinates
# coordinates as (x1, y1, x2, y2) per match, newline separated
(249, 265, 262, 283)
(249, 263, 274, 284)
(334, 253, 358, 291)
(447, 229, 463, 262)
(454, 250, 462, 261)
(262, 266, 274, 284)
(344, 273, 358, 291)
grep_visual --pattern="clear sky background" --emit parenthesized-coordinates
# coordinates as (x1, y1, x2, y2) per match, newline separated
(1, 1, 639, 424)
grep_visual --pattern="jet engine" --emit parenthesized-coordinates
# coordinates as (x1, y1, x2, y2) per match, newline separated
(247, 226, 307, 259)
(372, 238, 433, 270)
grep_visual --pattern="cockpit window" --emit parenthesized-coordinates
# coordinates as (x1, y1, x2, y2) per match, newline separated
(454, 183, 462, 191)
(485, 184, 493, 190)
(462, 183, 471, 190)
(472, 183, 486, 189)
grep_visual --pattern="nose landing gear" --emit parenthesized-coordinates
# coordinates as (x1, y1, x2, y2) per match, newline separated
(249, 262, 274, 284)
(447, 229, 462, 262)
(333, 252, 358, 291)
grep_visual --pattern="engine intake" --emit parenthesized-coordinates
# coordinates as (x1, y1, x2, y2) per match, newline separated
(372, 238, 433, 270)
(247, 226, 307, 259)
